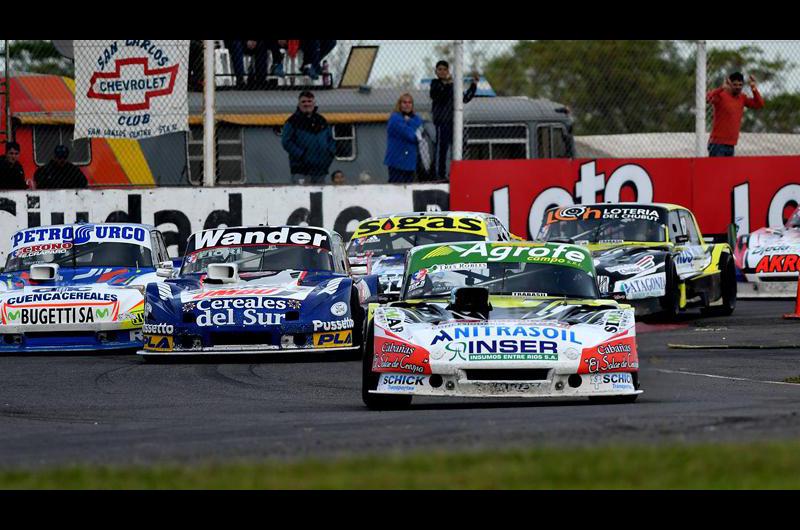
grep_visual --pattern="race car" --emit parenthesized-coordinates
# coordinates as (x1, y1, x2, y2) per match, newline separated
(361, 240, 641, 409)
(138, 225, 363, 358)
(734, 206, 800, 285)
(537, 203, 736, 319)
(0, 223, 172, 352)
(347, 211, 513, 294)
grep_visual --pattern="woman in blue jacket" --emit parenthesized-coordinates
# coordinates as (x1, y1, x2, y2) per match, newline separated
(384, 93, 423, 184)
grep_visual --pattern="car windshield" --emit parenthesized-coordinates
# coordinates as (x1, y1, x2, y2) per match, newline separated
(348, 231, 484, 257)
(182, 244, 333, 275)
(5, 241, 153, 272)
(404, 261, 598, 300)
(540, 217, 666, 243)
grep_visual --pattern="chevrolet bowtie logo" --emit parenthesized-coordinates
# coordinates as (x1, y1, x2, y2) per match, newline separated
(87, 57, 179, 112)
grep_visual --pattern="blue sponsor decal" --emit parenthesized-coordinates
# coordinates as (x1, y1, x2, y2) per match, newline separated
(431, 325, 581, 346)
(12, 225, 147, 249)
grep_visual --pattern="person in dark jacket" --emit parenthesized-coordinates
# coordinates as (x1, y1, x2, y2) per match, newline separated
(0, 141, 27, 190)
(281, 91, 336, 184)
(429, 60, 479, 180)
(34, 145, 88, 189)
(384, 93, 424, 184)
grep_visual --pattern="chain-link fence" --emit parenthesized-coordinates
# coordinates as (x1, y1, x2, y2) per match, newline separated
(3, 39, 800, 189)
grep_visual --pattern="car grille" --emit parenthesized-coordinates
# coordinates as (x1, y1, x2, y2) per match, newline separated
(464, 369, 551, 381)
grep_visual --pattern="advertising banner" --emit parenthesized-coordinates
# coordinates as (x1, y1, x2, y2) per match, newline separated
(450, 157, 800, 239)
(74, 40, 189, 140)
(0, 184, 450, 262)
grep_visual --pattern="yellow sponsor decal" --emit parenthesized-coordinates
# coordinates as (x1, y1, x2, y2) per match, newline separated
(313, 330, 353, 348)
(352, 215, 487, 238)
(144, 335, 174, 352)
(119, 309, 145, 330)
(421, 246, 456, 260)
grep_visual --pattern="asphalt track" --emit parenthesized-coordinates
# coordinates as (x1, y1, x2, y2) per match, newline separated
(1, 299, 800, 470)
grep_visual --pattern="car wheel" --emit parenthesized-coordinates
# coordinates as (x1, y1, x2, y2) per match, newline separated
(702, 254, 737, 317)
(657, 255, 681, 321)
(361, 325, 412, 410)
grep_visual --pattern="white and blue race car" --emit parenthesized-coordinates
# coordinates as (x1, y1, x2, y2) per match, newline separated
(138, 225, 364, 358)
(0, 223, 173, 352)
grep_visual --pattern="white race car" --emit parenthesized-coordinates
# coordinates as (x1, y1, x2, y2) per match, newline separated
(735, 207, 800, 284)
(362, 241, 642, 410)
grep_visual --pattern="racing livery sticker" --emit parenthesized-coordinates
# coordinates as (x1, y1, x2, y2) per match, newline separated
(353, 215, 487, 238)
(373, 335, 432, 375)
(188, 226, 331, 252)
(578, 336, 639, 374)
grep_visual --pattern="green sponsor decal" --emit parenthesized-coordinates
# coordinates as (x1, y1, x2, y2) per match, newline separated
(409, 242, 593, 276)
(95, 308, 110, 319)
(7, 310, 19, 321)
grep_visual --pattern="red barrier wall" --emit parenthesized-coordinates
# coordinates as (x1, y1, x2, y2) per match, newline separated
(450, 157, 800, 239)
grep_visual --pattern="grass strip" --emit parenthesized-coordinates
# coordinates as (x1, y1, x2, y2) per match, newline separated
(3, 441, 800, 489)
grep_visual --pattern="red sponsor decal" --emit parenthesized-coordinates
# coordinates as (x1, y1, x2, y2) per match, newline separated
(373, 336, 431, 375)
(87, 57, 179, 112)
(578, 336, 639, 374)
(451, 157, 800, 239)
(754, 254, 800, 273)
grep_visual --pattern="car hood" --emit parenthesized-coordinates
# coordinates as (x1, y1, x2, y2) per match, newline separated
(736, 227, 800, 273)
(0, 266, 156, 291)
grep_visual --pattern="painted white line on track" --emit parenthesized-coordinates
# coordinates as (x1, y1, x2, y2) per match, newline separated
(655, 369, 800, 387)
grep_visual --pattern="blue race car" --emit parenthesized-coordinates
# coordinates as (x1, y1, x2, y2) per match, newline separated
(0, 223, 174, 352)
(138, 225, 364, 358)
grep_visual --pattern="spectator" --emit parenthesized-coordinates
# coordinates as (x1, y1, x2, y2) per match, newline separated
(34, 145, 88, 189)
(300, 40, 336, 80)
(429, 60, 478, 179)
(188, 40, 204, 92)
(0, 141, 27, 190)
(384, 93, 423, 184)
(281, 91, 336, 185)
(331, 170, 346, 185)
(268, 40, 286, 77)
(225, 40, 270, 89)
(707, 72, 765, 157)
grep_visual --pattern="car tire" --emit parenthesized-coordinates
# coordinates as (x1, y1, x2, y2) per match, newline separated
(361, 324, 412, 410)
(701, 254, 737, 317)
(656, 255, 681, 321)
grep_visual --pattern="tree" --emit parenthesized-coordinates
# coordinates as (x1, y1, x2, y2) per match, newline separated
(8, 40, 74, 77)
(484, 40, 795, 136)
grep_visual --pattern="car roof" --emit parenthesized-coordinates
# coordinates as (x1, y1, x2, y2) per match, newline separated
(408, 239, 590, 255)
(13, 222, 157, 233)
(546, 203, 687, 212)
(356, 211, 491, 223)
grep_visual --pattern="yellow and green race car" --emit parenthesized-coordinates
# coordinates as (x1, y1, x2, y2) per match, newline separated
(347, 211, 514, 295)
(538, 203, 736, 319)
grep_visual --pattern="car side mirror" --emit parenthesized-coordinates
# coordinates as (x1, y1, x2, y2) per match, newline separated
(675, 234, 690, 244)
(156, 260, 174, 278)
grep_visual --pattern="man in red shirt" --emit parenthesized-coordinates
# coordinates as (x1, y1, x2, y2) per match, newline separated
(706, 72, 765, 157)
